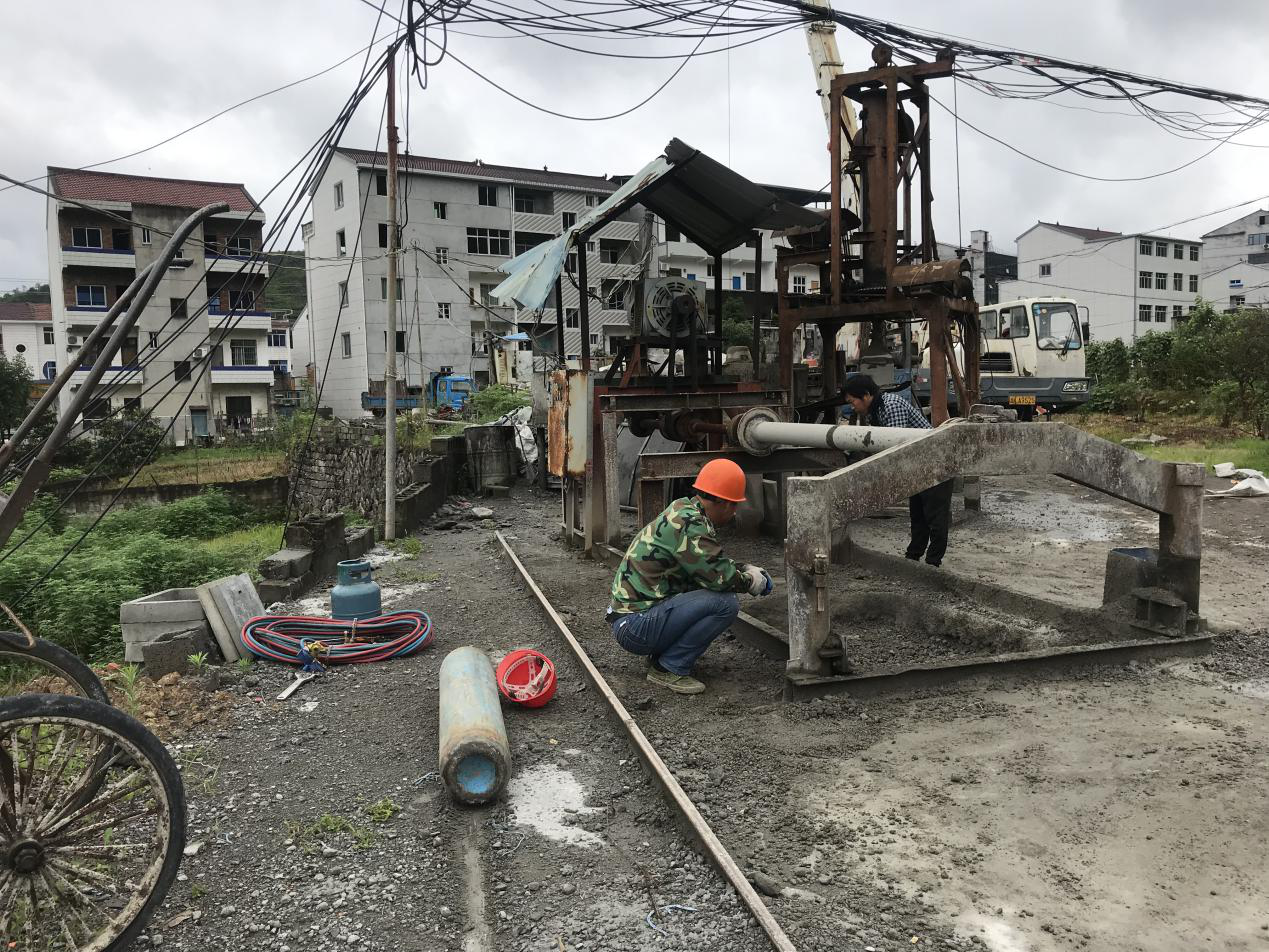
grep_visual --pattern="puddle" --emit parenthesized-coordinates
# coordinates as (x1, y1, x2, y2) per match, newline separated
(506, 763, 603, 847)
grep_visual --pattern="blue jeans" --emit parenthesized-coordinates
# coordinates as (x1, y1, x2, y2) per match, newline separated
(610, 590, 740, 676)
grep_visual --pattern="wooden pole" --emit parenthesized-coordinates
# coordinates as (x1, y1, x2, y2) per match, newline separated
(384, 51, 399, 541)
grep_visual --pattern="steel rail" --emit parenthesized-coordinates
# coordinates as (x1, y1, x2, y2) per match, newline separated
(495, 531, 798, 952)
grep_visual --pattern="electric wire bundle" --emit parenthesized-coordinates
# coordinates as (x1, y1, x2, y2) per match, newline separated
(241, 610, 434, 668)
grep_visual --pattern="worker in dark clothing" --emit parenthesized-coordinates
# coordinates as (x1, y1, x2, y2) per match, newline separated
(842, 375, 953, 567)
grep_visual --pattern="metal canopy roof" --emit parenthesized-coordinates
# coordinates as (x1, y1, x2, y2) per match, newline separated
(493, 138, 824, 312)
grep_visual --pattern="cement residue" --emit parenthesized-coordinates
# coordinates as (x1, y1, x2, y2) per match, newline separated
(506, 763, 604, 848)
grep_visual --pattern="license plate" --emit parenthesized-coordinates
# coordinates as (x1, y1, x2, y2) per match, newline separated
(1008, 395, 1036, 406)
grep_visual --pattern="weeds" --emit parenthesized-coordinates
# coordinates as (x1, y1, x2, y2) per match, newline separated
(387, 536, 423, 558)
(187, 652, 209, 676)
(235, 656, 253, 674)
(284, 812, 379, 852)
(107, 664, 143, 711)
(365, 797, 400, 823)
(190, 882, 207, 900)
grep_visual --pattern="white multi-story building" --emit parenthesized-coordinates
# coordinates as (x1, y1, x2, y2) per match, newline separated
(1200, 209, 1269, 311)
(997, 222, 1203, 344)
(0, 302, 59, 385)
(46, 167, 289, 440)
(301, 148, 642, 418)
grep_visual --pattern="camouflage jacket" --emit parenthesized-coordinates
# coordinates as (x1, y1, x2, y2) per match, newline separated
(609, 497, 750, 614)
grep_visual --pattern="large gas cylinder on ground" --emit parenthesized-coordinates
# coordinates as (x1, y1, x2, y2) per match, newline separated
(331, 559, 381, 621)
(438, 646, 511, 804)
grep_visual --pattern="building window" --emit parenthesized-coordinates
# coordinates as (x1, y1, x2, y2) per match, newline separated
(1139, 239, 1152, 255)
(230, 339, 258, 365)
(42, 327, 54, 345)
(1173, 273, 1182, 291)
(1172, 244, 1182, 259)
(204, 233, 219, 255)
(744, 272, 756, 291)
(1154, 241, 1166, 256)
(341, 332, 351, 358)
(334, 181, 344, 208)
(561, 212, 576, 230)
(514, 193, 536, 214)
(336, 229, 347, 257)
(434, 201, 447, 220)
(478, 184, 498, 207)
(41, 361, 56, 381)
(1248, 234, 1269, 246)
(566, 252, 578, 274)
(267, 331, 288, 347)
(706, 262, 714, 278)
(1138, 304, 1152, 322)
(666, 267, 681, 278)
(1154, 305, 1167, 323)
(479, 283, 500, 307)
(589, 333, 599, 346)
(1189, 245, 1199, 261)
(435, 246, 449, 266)
(1261, 215, 1268, 226)
(70, 226, 102, 249)
(1138, 271, 1152, 289)
(1039, 263, 1052, 277)
(686, 273, 696, 282)
(585, 194, 598, 207)
(1188, 274, 1198, 293)
(75, 285, 106, 307)
(665, 224, 681, 243)
(269, 359, 288, 375)
(375, 172, 387, 196)
(437, 303, 451, 320)
(792, 275, 807, 294)
(111, 228, 131, 251)
(338, 281, 348, 307)
(471, 332, 488, 355)
(1173, 305, 1183, 319)
(1155, 272, 1167, 290)
(587, 241, 596, 254)
(141, 227, 152, 245)
(386, 330, 405, 351)
(378, 223, 389, 248)
(226, 236, 252, 256)
(171, 298, 188, 320)
(175, 360, 191, 381)
(565, 308, 580, 329)
(148, 331, 159, 348)
(466, 227, 510, 256)
(1230, 295, 1246, 308)
(380, 277, 404, 300)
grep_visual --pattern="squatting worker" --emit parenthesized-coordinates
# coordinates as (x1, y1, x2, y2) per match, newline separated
(608, 459, 774, 696)
(842, 374, 954, 568)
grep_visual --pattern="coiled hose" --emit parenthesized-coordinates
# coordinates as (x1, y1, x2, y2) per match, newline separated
(241, 611, 434, 668)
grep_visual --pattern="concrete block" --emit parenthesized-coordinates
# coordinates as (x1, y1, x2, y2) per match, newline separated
(196, 574, 263, 662)
(1103, 547, 1159, 607)
(258, 572, 315, 605)
(345, 527, 374, 558)
(120, 588, 207, 663)
(259, 547, 315, 581)
(141, 625, 215, 677)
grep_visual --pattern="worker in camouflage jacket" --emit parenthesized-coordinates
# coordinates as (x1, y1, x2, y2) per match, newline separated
(608, 459, 773, 695)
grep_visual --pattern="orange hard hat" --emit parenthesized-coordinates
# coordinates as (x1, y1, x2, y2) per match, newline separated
(693, 458, 746, 503)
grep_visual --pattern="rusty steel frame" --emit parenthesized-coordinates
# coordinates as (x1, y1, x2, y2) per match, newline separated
(776, 48, 980, 424)
(496, 532, 799, 952)
(783, 420, 1206, 683)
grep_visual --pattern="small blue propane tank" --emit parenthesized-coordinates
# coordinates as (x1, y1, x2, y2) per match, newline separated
(330, 559, 382, 621)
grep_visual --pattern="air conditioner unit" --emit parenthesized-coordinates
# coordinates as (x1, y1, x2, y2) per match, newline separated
(192, 347, 207, 359)
(66, 335, 78, 346)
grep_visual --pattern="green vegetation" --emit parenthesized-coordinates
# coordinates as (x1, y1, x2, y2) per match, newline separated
(1072, 414, 1269, 472)
(386, 535, 423, 558)
(469, 383, 530, 420)
(0, 353, 33, 437)
(263, 252, 307, 319)
(0, 284, 50, 304)
(365, 797, 400, 823)
(0, 491, 280, 661)
(284, 812, 378, 851)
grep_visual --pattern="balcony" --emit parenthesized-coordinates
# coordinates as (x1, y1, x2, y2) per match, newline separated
(512, 211, 559, 236)
(208, 307, 273, 332)
(61, 246, 136, 269)
(210, 365, 276, 385)
(65, 306, 111, 326)
(597, 219, 639, 242)
(593, 261, 641, 280)
(70, 366, 142, 387)
(205, 253, 269, 277)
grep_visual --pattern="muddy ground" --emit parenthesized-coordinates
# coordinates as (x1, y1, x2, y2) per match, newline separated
(145, 477, 1267, 952)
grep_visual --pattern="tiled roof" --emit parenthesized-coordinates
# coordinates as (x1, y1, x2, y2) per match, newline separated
(1039, 222, 1122, 241)
(48, 167, 259, 212)
(334, 148, 619, 192)
(0, 302, 51, 323)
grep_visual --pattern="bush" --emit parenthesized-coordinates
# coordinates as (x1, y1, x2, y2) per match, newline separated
(469, 385, 529, 422)
(1086, 339, 1129, 385)
(85, 411, 170, 479)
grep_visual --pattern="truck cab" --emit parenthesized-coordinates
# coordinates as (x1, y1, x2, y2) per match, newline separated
(429, 372, 475, 412)
(912, 297, 1090, 418)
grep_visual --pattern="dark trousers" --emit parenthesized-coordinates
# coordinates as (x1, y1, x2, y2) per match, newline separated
(906, 479, 954, 566)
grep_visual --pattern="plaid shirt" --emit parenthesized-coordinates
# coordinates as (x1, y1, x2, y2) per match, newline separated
(845, 391, 931, 429)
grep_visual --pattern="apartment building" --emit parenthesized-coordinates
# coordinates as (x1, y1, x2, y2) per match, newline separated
(0, 302, 58, 386)
(997, 222, 1203, 343)
(46, 167, 289, 441)
(1200, 209, 1269, 311)
(935, 230, 1018, 306)
(301, 148, 642, 418)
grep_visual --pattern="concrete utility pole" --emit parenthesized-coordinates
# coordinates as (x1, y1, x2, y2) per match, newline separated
(383, 51, 399, 541)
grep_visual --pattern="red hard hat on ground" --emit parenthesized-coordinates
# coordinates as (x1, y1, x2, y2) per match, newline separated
(693, 458, 746, 503)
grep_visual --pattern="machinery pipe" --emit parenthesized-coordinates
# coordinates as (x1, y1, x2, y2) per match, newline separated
(749, 420, 930, 454)
(438, 646, 512, 805)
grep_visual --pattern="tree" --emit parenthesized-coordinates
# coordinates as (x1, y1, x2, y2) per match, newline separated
(0, 354, 33, 437)
(1086, 338, 1129, 384)
(0, 284, 50, 304)
(1212, 309, 1269, 436)
(720, 296, 755, 359)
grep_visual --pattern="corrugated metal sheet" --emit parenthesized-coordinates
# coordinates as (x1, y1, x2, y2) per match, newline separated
(547, 370, 589, 478)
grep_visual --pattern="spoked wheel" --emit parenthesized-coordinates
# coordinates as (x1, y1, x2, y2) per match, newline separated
(0, 632, 110, 703)
(0, 693, 185, 951)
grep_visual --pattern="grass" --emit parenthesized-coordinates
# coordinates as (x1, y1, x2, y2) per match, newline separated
(1070, 412, 1269, 471)
(284, 812, 379, 851)
(103, 446, 286, 489)
(201, 522, 284, 570)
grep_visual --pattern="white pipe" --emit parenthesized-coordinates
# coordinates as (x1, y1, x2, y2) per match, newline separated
(748, 420, 931, 453)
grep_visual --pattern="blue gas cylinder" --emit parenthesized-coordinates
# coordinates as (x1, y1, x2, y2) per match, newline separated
(331, 559, 381, 621)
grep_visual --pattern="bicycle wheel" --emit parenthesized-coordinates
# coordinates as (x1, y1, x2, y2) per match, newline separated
(0, 693, 186, 951)
(0, 631, 109, 703)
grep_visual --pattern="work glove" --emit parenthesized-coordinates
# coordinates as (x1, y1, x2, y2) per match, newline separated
(741, 565, 774, 597)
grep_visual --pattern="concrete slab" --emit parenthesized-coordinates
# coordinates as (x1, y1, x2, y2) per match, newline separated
(141, 625, 214, 677)
(259, 547, 314, 580)
(195, 574, 264, 663)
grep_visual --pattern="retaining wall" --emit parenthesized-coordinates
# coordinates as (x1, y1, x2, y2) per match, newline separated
(46, 475, 288, 516)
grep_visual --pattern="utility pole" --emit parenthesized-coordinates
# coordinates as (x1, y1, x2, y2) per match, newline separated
(383, 51, 399, 541)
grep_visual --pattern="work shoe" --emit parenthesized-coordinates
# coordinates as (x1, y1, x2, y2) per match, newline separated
(646, 668, 706, 695)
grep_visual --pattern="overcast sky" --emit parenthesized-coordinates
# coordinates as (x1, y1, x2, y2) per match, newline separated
(3, 0, 1269, 293)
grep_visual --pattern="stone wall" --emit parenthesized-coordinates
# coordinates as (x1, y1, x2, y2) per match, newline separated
(49, 475, 288, 517)
(288, 425, 454, 529)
